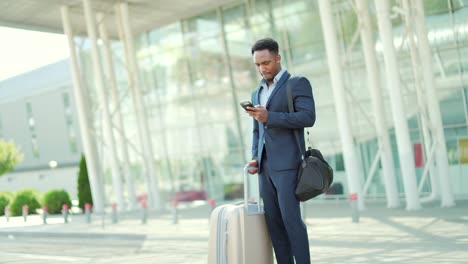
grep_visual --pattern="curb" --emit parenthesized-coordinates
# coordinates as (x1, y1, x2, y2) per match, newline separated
(0, 231, 146, 240)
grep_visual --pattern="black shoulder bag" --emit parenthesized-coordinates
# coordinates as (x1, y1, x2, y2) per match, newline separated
(287, 77, 334, 201)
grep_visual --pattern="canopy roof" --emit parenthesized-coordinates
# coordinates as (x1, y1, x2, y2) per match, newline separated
(0, 0, 236, 37)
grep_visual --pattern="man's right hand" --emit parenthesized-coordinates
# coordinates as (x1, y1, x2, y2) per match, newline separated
(245, 159, 258, 174)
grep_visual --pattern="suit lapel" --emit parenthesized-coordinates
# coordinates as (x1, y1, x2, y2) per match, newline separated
(266, 71, 290, 109)
(252, 86, 261, 105)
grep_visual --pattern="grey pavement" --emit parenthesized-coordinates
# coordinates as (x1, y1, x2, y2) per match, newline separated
(0, 199, 467, 263)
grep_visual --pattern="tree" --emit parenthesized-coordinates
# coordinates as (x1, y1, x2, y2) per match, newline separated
(0, 139, 24, 177)
(77, 154, 93, 211)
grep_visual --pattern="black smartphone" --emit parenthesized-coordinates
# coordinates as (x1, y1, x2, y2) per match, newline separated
(240, 101, 255, 110)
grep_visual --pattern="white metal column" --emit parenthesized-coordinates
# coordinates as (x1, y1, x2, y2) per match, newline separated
(356, 0, 400, 208)
(413, 0, 455, 207)
(374, 0, 421, 210)
(401, 0, 438, 202)
(61, 6, 105, 213)
(97, 13, 137, 210)
(82, 0, 125, 210)
(318, 0, 365, 210)
(116, 2, 162, 210)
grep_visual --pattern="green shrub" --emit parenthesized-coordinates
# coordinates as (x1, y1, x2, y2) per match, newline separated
(0, 194, 10, 216)
(77, 154, 93, 210)
(224, 183, 244, 200)
(10, 190, 40, 216)
(43, 189, 72, 214)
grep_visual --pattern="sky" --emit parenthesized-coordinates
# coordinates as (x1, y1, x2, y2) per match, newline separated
(0, 26, 70, 82)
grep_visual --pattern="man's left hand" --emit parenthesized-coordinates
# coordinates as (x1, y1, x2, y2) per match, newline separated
(246, 105, 268, 123)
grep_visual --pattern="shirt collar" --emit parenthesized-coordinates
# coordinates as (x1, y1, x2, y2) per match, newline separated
(260, 68, 286, 87)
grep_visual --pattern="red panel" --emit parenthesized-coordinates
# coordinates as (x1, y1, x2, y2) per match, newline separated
(414, 143, 424, 168)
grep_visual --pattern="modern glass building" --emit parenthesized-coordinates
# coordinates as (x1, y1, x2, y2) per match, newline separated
(1, 0, 468, 211)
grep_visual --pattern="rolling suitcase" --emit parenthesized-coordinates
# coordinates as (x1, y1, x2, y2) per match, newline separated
(207, 167, 273, 264)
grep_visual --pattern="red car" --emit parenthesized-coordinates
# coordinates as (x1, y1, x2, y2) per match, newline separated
(174, 187, 207, 202)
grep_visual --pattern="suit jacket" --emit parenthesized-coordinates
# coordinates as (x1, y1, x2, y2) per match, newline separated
(251, 71, 316, 173)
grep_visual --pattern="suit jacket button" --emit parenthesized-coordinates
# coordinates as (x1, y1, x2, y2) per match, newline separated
(264, 125, 267, 129)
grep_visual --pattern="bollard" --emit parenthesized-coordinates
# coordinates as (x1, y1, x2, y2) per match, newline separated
(85, 203, 92, 223)
(208, 198, 216, 216)
(62, 204, 69, 223)
(349, 193, 360, 223)
(22, 205, 28, 222)
(140, 200, 147, 224)
(172, 200, 178, 224)
(42, 205, 48, 224)
(5, 206, 10, 222)
(112, 203, 118, 224)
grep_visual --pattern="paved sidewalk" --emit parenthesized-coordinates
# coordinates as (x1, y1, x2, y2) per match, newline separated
(1, 199, 467, 263)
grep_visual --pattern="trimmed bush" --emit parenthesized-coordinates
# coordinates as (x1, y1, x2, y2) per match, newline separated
(77, 154, 93, 211)
(43, 189, 72, 214)
(10, 190, 40, 216)
(224, 183, 243, 200)
(0, 194, 10, 216)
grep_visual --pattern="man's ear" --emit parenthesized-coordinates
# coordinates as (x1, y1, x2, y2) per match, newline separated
(276, 54, 281, 63)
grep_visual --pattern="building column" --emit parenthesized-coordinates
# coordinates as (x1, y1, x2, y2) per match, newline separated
(60, 5, 105, 213)
(115, 2, 162, 210)
(374, 0, 421, 210)
(356, 0, 400, 208)
(318, 0, 365, 210)
(97, 13, 137, 210)
(401, 0, 438, 202)
(412, 0, 455, 207)
(216, 8, 247, 164)
(82, 0, 125, 210)
(180, 20, 221, 201)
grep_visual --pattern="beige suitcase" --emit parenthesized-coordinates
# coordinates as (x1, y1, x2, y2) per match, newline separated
(207, 167, 273, 264)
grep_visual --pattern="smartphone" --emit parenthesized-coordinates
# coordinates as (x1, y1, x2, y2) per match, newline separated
(240, 101, 255, 110)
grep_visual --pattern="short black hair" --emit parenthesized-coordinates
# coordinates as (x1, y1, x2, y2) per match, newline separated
(251, 38, 279, 55)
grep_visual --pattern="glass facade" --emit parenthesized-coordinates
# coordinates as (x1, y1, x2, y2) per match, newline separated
(78, 0, 468, 201)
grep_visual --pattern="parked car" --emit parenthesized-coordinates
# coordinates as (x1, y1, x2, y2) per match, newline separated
(175, 189, 207, 202)
(166, 184, 207, 202)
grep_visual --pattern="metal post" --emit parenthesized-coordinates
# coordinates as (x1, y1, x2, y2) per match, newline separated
(111, 203, 118, 224)
(356, 0, 400, 208)
(208, 198, 216, 218)
(374, 0, 421, 210)
(412, 0, 455, 207)
(42, 205, 48, 224)
(22, 205, 28, 222)
(5, 206, 10, 222)
(318, 0, 365, 210)
(61, 5, 105, 213)
(97, 13, 137, 210)
(62, 204, 69, 223)
(116, 2, 162, 211)
(349, 193, 360, 223)
(82, 0, 125, 211)
(172, 200, 178, 225)
(85, 203, 92, 223)
(140, 200, 148, 224)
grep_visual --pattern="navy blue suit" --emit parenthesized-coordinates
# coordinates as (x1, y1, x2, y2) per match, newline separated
(251, 71, 315, 264)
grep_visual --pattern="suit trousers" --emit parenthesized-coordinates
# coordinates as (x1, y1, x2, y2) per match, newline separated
(260, 151, 311, 264)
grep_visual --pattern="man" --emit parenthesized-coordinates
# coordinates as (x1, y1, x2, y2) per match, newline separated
(245, 38, 315, 264)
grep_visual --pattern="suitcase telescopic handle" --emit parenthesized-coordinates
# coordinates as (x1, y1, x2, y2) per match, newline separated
(243, 166, 262, 213)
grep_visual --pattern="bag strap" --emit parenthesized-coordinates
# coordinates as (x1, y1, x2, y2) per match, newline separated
(286, 76, 305, 160)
